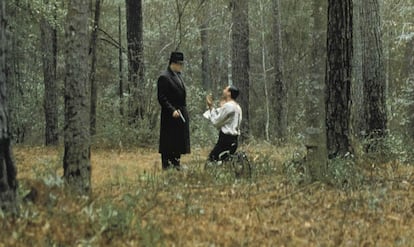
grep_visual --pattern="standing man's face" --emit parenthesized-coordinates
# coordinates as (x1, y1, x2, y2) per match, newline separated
(170, 63, 184, 73)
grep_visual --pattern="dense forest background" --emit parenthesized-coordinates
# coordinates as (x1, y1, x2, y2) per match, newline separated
(2, 0, 414, 245)
(6, 0, 413, 152)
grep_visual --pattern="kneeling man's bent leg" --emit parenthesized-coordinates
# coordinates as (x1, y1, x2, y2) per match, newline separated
(208, 131, 238, 161)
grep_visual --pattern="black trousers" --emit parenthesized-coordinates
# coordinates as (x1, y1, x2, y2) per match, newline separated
(161, 153, 181, 170)
(208, 131, 238, 161)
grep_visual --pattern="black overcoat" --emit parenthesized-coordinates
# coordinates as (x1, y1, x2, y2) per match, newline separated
(157, 68, 190, 154)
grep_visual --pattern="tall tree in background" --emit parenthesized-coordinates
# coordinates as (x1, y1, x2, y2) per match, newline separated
(360, 0, 387, 150)
(126, 0, 144, 122)
(271, 0, 287, 141)
(64, 0, 91, 194)
(118, 5, 124, 116)
(199, 0, 211, 91)
(174, 0, 191, 50)
(0, 0, 18, 211)
(231, 0, 250, 140)
(304, 0, 327, 180)
(259, 0, 271, 141)
(40, 1, 59, 145)
(325, 0, 353, 158)
(405, 37, 414, 139)
(89, 0, 101, 136)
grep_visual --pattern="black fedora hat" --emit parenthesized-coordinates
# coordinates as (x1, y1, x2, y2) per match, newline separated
(169, 51, 184, 64)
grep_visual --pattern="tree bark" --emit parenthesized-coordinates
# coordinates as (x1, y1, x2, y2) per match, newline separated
(304, 0, 327, 181)
(118, 5, 124, 116)
(259, 0, 270, 141)
(0, 0, 18, 212)
(271, 0, 287, 141)
(351, 0, 364, 137)
(199, 1, 211, 91)
(64, 0, 91, 194)
(89, 0, 101, 136)
(360, 0, 387, 151)
(125, 0, 144, 123)
(404, 37, 414, 81)
(231, 0, 250, 140)
(40, 2, 59, 146)
(326, 0, 353, 158)
(405, 37, 414, 139)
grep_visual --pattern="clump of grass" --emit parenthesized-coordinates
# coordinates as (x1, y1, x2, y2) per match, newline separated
(283, 146, 308, 185)
(325, 157, 364, 189)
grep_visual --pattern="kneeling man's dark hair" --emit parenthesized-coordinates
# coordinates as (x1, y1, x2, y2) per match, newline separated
(229, 85, 240, 100)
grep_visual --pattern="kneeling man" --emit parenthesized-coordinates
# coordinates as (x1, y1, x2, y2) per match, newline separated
(205, 85, 242, 161)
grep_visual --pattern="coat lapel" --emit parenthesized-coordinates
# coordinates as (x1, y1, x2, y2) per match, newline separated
(176, 73, 186, 92)
(170, 70, 185, 92)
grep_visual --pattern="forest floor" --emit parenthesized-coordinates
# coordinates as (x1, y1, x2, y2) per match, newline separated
(1, 144, 414, 246)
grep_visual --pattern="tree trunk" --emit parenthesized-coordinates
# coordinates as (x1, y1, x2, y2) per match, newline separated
(200, 24, 211, 90)
(89, 0, 101, 136)
(405, 37, 414, 139)
(304, 0, 327, 181)
(360, 0, 387, 151)
(271, 0, 287, 141)
(0, 0, 18, 212)
(351, 0, 364, 138)
(40, 4, 59, 146)
(198, 0, 212, 91)
(326, 0, 353, 158)
(125, 0, 144, 123)
(64, 0, 91, 194)
(259, 0, 270, 142)
(231, 0, 250, 140)
(174, 0, 191, 51)
(118, 5, 124, 116)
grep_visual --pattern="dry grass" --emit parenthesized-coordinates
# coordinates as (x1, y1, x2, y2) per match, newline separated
(2, 144, 414, 246)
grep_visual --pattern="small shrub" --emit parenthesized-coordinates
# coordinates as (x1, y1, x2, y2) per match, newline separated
(326, 157, 363, 189)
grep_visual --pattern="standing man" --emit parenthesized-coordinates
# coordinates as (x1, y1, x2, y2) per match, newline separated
(157, 52, 190, 170)
(206, 85, 242, 162)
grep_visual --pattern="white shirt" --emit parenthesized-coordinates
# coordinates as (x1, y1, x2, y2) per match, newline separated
(207, 101, 242, 136)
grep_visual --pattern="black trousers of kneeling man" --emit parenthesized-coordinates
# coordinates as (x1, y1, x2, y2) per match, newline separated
(208, 131, 238, 161)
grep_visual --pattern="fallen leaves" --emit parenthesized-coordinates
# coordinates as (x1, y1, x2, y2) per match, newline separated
(2, 145, 414, 246)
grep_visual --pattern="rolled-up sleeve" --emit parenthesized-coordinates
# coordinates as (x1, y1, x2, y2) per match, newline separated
(210, 104, 233, 128)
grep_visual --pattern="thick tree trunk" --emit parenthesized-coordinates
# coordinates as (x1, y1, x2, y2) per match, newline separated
(64, 0, 91, 194)
(360, 0, 387, 151)
(125, 0, 144, 122)
(231, 0, 250, 140)
(40, 5, 59, 146)
(305, 0, 327, 181)
(0, 0, 17, 211)
(89, 0, 101, 136)
(271, 0, 287, 141)
(351, 0, 364, 137)
(326, 0, 353, 158)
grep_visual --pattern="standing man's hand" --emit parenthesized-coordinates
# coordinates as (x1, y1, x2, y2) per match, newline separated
(172, 110, 180, 118)
(206, 95, 213, 110)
